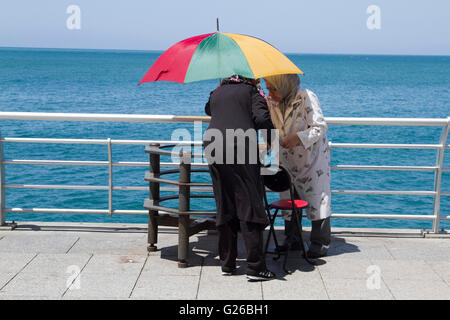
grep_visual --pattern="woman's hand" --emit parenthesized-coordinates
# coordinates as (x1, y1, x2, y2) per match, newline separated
(281, 133, 302, 149)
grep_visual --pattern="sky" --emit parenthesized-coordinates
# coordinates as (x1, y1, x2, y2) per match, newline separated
(0, 0, 449, 55)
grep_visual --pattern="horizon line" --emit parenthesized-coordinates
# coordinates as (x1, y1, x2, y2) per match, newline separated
(1, 45, 449, 57)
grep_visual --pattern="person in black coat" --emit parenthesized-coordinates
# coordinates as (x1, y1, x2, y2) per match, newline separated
(203, 75, 276, 281)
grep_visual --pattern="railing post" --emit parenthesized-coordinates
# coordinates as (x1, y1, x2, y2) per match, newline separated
(0, 132, 16, 230)
(178, 150, 191, 268)
(107, 138, 113, 216)
(432, 118, 449, 233)
(0, 131, 5, 226)
(147, 143, 160, 252)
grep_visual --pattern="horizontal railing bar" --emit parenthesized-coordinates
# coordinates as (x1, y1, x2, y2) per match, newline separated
(4, 160, 110, 166)
(1, 137, 201, 146)
(4, 184, 211, 193)
(332, 190, 435, 196)
(331, 213, 435, 220)
(158, 187, 450, 196)
(5, 184, 147, 191)
(332, 165, 438, 171)
(6, 207, 110, 214)
(4, 207, 149, 215)
(3, 160, 445, 173)
(114, 161, 150, 167)
(6, 207, 448, 220)
(2, 138, 444, 151)
(326, 117, 448, 126)
(5, 184, 109, 190)
(329, 143, 442, 149)
(5, 184, 441, 197)
(4, 159, 186, 167)
(0, 112, 448, 126)
(113, 186, 148, 191)
(0, 112, 211, 123)
(158, 186, 278, 193)
(113, 139, 203, 146)
(2, 138, 110, 144)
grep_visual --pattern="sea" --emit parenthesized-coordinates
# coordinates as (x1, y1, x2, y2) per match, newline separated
(0, 47, 449, 230)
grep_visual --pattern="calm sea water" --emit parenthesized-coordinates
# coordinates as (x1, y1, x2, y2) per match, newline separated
(0, 47, 449, 229)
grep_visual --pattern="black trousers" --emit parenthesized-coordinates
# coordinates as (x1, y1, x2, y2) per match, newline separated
(217, 218, 266, 274)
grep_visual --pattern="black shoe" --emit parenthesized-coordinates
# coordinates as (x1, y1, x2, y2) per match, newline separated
(221, 266, 237, 276)
(246, 269, 276, 282)
(307, 250, 327, 259)
(307, 242, 328, 258)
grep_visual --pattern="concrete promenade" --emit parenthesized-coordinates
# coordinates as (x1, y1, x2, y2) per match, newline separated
(0, 221, 449, 300)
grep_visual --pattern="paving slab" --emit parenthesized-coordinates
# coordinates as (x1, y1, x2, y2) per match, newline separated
(196, 257, 264, 300)
(143, 252, 202, 276)
(262, 259, 328, 300)
(371, 259, 442, 281)
(0, 272, 71, 298)
(0, 253, 36, 273)
(426, 261, 450, 284)
(63, 272, 141, 299)
(317, 258, 374, 280)
(81, 254, 146, 275)
(131, 274, 200, 300)
(0, 294, 59, 300)
(325, 237, 394, 260)
(0, 273, 17, 290)
(384, 279, 450, 300)
(380, 238, 450, 261)
(21, 253, 92, 276)
(67, 232, 147, 255)
(322, 278, 394, 300)
(0, 232, 79, 254)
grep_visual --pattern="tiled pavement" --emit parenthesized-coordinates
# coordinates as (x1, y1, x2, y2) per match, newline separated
(0, 222, 449, 300)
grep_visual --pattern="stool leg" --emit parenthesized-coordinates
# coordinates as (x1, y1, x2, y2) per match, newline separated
(294, 209, 315, 266)
(271, 210, 282, 260)
(282, 250, 290, 274)
(264, 209, 276, 254)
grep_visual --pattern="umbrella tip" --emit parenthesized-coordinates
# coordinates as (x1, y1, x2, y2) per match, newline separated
(216, 18, 220, 32)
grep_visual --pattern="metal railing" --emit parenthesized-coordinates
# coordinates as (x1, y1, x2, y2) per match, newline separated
(0, 112, 448, 233)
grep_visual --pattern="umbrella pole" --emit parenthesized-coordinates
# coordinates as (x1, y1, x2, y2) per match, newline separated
(217, 18, 221, 86)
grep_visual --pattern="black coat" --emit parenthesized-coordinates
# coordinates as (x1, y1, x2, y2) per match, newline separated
(203, 80, 274, 226)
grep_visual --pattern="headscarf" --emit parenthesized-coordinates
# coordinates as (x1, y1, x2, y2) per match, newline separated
(264, 74, 301, 108)
(264, 74, 302, 137)
(220, 75, 266, 98)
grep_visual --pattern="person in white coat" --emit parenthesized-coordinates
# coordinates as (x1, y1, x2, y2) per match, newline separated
(263, 74, 331, 258)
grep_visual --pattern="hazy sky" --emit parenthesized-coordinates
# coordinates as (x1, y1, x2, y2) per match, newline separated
(1, 0, 449, 55)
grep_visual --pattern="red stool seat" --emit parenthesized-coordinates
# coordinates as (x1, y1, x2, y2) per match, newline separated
(269, 199, 308, 210)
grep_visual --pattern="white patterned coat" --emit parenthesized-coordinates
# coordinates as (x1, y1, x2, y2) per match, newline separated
(268, 88, 331, 221)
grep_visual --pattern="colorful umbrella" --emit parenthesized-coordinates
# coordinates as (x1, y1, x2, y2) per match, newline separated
(139, 32, 303, 84)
